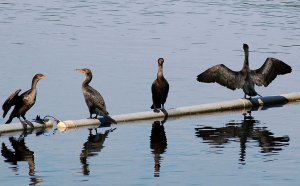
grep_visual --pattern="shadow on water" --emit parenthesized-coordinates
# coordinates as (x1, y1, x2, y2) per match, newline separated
(150, 111, 168, 177)
(195, 112, 290, 165)
(80, 127, 116, 176)
(250, 95, 290, 111)
(1, 131, 43, 185)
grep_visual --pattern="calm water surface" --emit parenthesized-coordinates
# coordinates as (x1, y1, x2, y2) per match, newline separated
(0, 0, 299, 185)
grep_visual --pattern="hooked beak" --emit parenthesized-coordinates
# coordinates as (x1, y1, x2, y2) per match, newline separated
(40, 75, 47, 79)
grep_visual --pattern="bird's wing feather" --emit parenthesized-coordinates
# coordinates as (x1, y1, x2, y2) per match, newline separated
(250, 58, 292, 87)
(84, 86, 107, 114)
(197, 64, 244, 90)
(2, 89, 22, 118)
(151, 79, 169, 100)
(164, 81, 169, 98)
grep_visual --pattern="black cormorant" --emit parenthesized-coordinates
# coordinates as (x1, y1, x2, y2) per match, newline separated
(151, 58, 169, 113)
(76, 68, 117, 124)
(2, 74, 47, 128)
(197, 44, 292, 98)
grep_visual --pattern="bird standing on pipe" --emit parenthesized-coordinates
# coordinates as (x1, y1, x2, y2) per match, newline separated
(76, 68, 117, 124)
(197, 44, 292, 99)
(151, 58, 169, 113)
(2, 74, 47, 128)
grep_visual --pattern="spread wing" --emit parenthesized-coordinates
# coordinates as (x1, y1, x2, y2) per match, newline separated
(197, 64, 244, 90)
(250, 58, 292, 87)
(2, 89, 22, 118)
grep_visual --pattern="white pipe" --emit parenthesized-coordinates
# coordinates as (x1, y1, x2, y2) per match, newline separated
(0, 120, 53, 134)
(57, 92, 300, 129)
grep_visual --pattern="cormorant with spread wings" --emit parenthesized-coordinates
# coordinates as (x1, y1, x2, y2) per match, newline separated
(197, 44, 292, 99)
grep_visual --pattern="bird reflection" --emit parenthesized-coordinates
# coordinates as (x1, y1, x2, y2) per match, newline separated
(1, 136, 35, 176)
(195, 112, 289, 164)
(150, 113, 168, 177)
(80, 128, 115, 175)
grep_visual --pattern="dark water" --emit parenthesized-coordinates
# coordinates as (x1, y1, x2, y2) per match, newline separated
(0, 0, 299, 185)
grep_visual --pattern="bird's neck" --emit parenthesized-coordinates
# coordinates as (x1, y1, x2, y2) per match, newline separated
(82, 74, 92, 87)
(157, 64, 164, 80)
(31, 78, 39, 90)
(243, 50, 249, 69)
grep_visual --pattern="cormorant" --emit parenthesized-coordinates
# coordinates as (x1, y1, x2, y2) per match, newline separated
(2, 74, 47, 128)
(76, 68, 117, 124)
(197, 44, 292, 99)
(151, 58, 169, 113)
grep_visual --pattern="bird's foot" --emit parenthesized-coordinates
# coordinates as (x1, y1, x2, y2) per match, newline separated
(25, 120, 35, 129)
(153, 109, 160, 113)
(160, 108, 167, 113)
(20, 120, 28, 130)
(243, 95, 251, 100)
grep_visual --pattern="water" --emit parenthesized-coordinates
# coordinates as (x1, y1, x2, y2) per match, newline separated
(0, 0, 299, 185)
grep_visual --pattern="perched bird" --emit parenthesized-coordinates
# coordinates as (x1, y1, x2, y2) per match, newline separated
(197, 44, 292, 99)
(151, 58, 169, 113)
(2, 74, 47, 128)
(76, 68, 117, 124)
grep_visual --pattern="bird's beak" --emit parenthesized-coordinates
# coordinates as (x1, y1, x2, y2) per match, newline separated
(41, 75, 47, 79)
(75, 69, 84, 74)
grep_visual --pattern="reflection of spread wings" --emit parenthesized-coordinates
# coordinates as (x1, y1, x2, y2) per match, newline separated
(197, 64, 245, 90)
(2, 89, 21, 118)
(250, 58, 292, 87)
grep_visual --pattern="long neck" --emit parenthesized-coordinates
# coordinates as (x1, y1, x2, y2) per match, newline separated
(243, 50, 249, 69)
(157, 64, 164, 79)
(82, 73, 92, 87)
(31, 78, 39, 90)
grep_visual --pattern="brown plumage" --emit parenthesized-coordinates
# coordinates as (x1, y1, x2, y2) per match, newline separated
(197, 44, 292, 98)
(76, 68, 117, 124)
(151, 58, 169, 112)
(2, 74, 47, 128)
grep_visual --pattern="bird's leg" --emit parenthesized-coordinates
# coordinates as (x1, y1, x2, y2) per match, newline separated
(18, 118, 28, 131)
(22, 115, 34, 128)
(161, 104, 165, 111)
(88, 113, 93, 119)
(93, 114, 98, 119)
(244, 94, 252, 100)
(153, 105, 160, 113)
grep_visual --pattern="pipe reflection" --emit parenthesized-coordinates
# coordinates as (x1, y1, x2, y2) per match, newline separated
(80, 128, 115, 175)
(195, 112, 290, 164)
(150, 113, 168, 177)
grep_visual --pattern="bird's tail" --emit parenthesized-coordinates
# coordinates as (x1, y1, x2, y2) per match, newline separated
(104, 115, 117, 124)
(5, 117, 13, 124)
(3, 111, 8, 118)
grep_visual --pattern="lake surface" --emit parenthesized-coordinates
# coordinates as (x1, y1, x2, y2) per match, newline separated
(0, 0, 299, 185)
